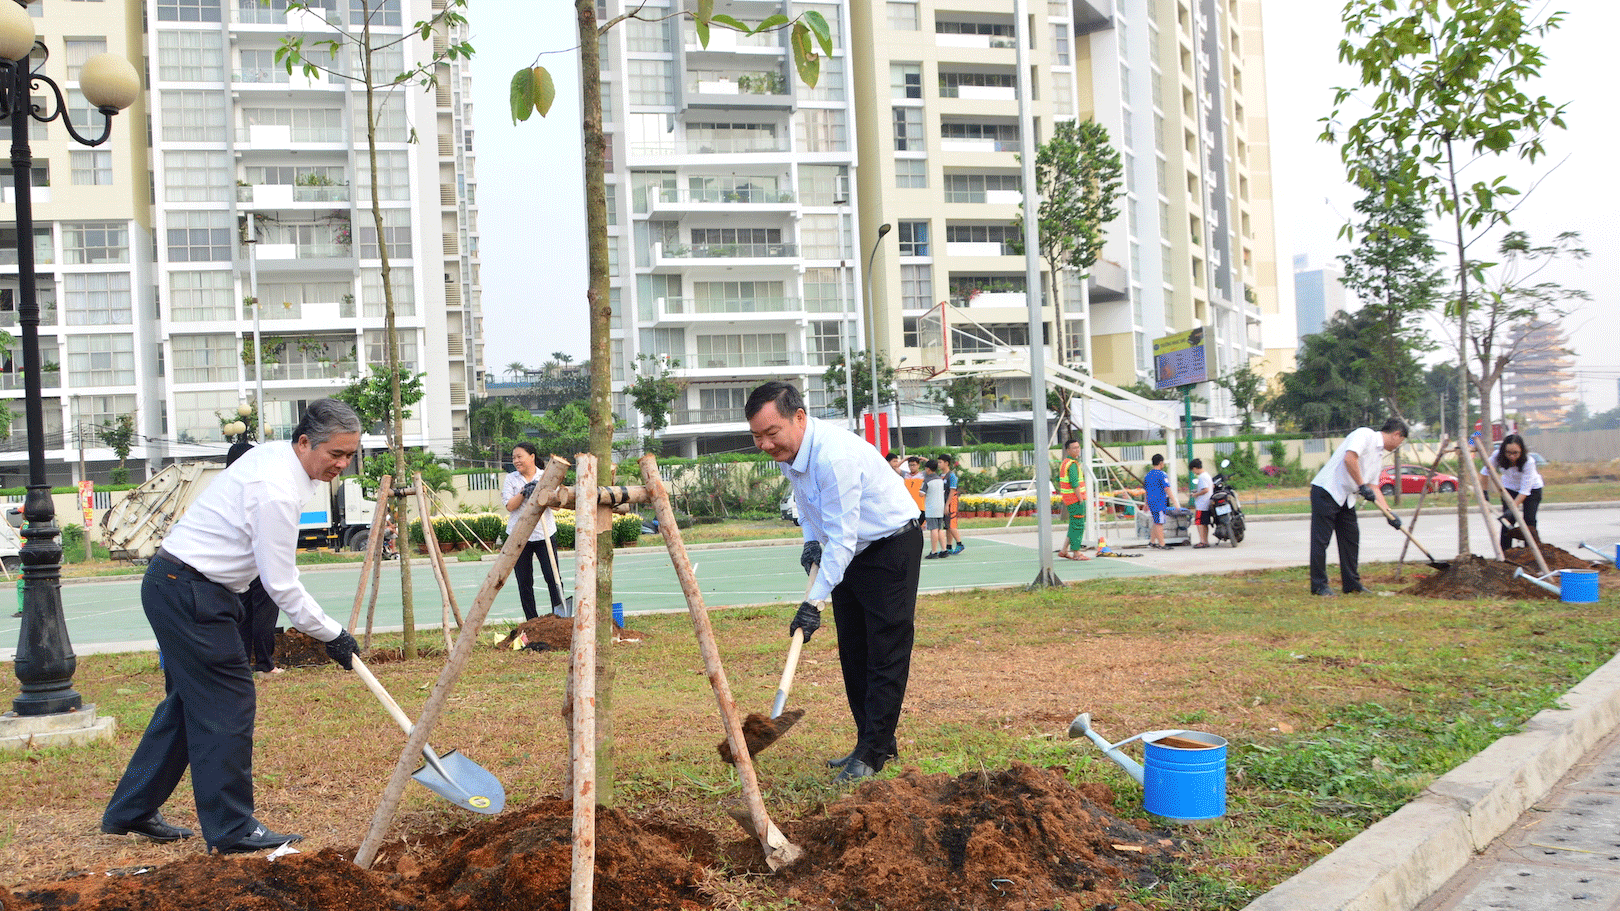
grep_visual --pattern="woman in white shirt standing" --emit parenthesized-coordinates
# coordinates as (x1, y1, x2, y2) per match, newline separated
(502, 442, 565, 618)
(1484, 432, 1544, 552)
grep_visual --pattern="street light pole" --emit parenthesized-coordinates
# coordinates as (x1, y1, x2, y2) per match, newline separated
(863, 222, 891, 447)
(0, 1, 139, 716)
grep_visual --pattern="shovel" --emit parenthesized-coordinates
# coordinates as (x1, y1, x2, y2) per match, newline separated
(351, 656, 505, 815)
(717, 565, 816, 765)
(1372, 499, 1448, 570)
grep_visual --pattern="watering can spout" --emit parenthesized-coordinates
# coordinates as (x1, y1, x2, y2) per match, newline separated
(1068, 713, 1145, 785)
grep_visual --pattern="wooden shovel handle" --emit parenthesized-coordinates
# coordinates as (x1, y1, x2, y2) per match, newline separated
(771, 563, 819, 717)
(351, 655, 415, 738)
(1373, 499, 1436, 562)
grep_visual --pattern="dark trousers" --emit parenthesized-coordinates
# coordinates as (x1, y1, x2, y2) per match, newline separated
(104, 558, 259, 849)
(830, 523, 923, 769)
(1309, 485, 1361, 593)
(235, 578, 278, 673)
(512, 535, 565, 620)
(1500, 487, 1543, 552)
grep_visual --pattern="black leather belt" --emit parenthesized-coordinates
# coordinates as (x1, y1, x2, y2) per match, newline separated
(153, 547, 201, 575)
(886, 518, 921, 539)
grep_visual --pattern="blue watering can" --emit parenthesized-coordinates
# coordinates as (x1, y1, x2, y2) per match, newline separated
(1068, 712, 1228, 822)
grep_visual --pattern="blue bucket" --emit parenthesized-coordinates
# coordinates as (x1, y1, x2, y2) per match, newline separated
(1142, 731, 1227, 822)
(1561, 569, 1599, 604)
(612, 601, 625, 627)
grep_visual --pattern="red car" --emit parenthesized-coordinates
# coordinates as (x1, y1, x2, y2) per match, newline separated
(1379, 465, 1458, 495)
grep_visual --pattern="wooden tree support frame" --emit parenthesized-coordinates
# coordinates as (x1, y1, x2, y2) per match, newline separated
(1393, 438, 1451, 580)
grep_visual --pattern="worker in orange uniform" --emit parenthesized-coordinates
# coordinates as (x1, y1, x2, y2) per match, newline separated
(1057, 439, 1090, 561)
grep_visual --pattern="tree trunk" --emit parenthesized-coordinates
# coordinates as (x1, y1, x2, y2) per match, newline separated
(360, 18, 415, 657)
(578, 0, 616, 807)
(1444, 140, 1471, 557)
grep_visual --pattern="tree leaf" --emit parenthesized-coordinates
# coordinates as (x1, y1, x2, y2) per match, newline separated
(802, 10, 833, 58)
(791, 22, 820, 88)
(711, 14, 750, 33)
(533, 66, 556, 117)
(748, 13, 788, 34)
(509, 67, 535, 123)
(695, 0, 713, 47)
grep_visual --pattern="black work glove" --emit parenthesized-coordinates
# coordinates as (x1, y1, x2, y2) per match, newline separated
(800, 540, 822, 575)
(520, 480, 537, 500)
(1357, 484, 1376, 503)
(1387, 515, 1403, 531)
(789, 600, 822, 643)
(324, 630, 359, 670)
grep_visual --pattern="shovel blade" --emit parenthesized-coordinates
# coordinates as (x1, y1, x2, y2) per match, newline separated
(413, 749, 506, 815)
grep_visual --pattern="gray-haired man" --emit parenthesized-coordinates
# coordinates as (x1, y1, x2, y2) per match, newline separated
(101, 399, 363, 853)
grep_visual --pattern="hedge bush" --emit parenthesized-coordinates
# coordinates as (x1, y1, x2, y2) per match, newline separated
(407, 512, 507, 547)
(554, 510, 644, 549)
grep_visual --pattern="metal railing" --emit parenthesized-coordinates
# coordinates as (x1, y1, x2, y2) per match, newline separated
(659, 296, 800, 316)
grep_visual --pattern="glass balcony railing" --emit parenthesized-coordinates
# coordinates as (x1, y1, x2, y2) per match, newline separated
(671, 406, 747, 425)
(248, 360, 357, 382)
(687, 350, 803, 369)
(650, 186, 794, 205)
(0, 306, 57, 327)
(631, 136, 787, 155)
(659, 296, 800, 316)
(661, 242, 798, 259)
(0, 370, 59, 390)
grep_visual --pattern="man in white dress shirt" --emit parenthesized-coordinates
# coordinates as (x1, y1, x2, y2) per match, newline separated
(1308, 417, 1407, 596)
(101, 399, 363, 853)
(746, 381, 924, 784)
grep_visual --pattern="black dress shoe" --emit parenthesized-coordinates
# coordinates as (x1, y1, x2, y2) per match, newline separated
(832, 758, 879, 785)
(1311, 587, 1337, 597)
(825, 749, 858, 769)
(213, 824, 303, 855)
(101, 812, 194, 843)
(1343, 586, 1371, 594)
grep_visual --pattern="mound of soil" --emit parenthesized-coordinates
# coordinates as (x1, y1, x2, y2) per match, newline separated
(496, 616, 575, 652)
(1502, 542, 1609, 573)
(1403, 553, 1557, 600)
(1, 765, 1180, 911)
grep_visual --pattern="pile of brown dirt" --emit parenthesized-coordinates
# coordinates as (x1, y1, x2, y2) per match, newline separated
(495, 616, 574, 652)
(1402, 553, 1557, 600)
(274, 628, 333, 667)
(1502, 543, 1609, 573)
(780, 763, 1176, 911)
(1, 765, 1180, 911)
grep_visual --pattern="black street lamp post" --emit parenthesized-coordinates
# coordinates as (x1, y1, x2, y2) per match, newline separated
(0, 0, 138, 716)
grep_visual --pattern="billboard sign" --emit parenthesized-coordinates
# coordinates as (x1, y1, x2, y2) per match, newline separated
(1152, 327, 1212, 390)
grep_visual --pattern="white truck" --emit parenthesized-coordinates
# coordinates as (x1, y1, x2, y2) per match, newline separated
(100, 461, 378, 562)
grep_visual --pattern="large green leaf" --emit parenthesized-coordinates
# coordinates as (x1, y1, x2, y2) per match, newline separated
(509, 67, 534, 123)
(791, 23, 820, 88)
(802, 10, 833, 58)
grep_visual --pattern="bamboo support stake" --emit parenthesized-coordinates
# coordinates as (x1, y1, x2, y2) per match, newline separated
(569, 454, 600, 911)
(1473, 437, 1550, 576)
(413, 473, 465, 649)
(363, 531, 385, 649)
(1458, 442, 1504, 561)
(639, 454, 802, 871)
(354, 455, 571, 869)
(534, 484, 654, 510)
(1394, 440, 1451, 578)
(348, 475, 392, 633)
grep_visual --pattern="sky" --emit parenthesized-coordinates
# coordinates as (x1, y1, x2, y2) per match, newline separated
(466, 1, 1619, 411)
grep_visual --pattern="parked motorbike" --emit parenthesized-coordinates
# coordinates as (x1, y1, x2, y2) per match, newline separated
(1208, 460, 1246, 546)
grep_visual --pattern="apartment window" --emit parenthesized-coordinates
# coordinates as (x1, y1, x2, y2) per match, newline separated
(364, 330, 418, 370)
(694, 333, 788, 368)
(1052, 26, 1071, 65)
(887, 0, 919, 30)
(174, 390, 237, 443)
(356, 150, 408, 200)
(939, 121, 1020, 149)
(890, 63, 921, 99)
(163, 151, 229, 203)
(356, 208, 412, 259)
(946, 224, 1019, 252)
(693, 280, 786, 311)
(361, 267, 415, 317)
(938, 71, 1015, 97)
(690, 227, 781, 251)
(63, 222, 128, 264)
(347, 0, 401, 27)
(70, 150, 112, 186)
(800, 214, 842, 260)
(75, 394, 136, 429)
(68, 89, 97, 129)
(698, 387, 748, 418)
(157, 0, 221, 22)
(808, 320, 842, 366)
(65, 273, 132, 325)
(171, 334, 237, 383)
(373, 92, 409, 142)
(0, 163, 49, 187)
(892, 106, 923, 151)
(626, 16, 671, 52)
(897, 220, 929, 257)
(798, 165, 847, 206)
(167, 211, 232, 262)
(67, 334, 136, 386)
(802, 267, 843, 313)
(162, 91, 227, 141)
(799, 108, 846, 152)
(901, 263, 932, 310)
(628, 59, 674, 106)
(895, 158, 927, 188)
(801, 57, 845, 102)
(168, 270, 233, 321)
(65, 38, 107, 81)
(639, 328, 685, 363)
(943, 173, 1020, 203)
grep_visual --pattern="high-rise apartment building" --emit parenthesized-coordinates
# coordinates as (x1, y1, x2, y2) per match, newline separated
(1502, 319, 1577, 430)
(599, 0, 1282, 451)
(1292, 254, 1347, 338)
(601, 0, 862, 457)
(0, 0, 480, 484)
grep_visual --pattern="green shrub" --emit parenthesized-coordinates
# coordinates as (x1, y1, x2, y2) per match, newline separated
(554, 510, 643, 549)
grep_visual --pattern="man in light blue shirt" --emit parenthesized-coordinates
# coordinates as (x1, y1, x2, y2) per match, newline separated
(747, 381, 923, 784)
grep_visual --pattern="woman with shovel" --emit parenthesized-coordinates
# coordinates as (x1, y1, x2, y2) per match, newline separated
(1483, 433, 1543, 553)
(503, 442, 567, 619)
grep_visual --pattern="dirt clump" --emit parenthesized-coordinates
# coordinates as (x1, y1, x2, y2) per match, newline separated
(1402, 553, 1556, 600)
(274, 628, 333, 667)
(781, 762, 1177, 911)
(495, 616, 574, 652)
(2, 765, 1181, 911)
(1502, 542, 1609, 573)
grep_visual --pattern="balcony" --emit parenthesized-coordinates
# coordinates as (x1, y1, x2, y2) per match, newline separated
(684, 350, 804, 370)
(235, 124, 347, 148)
(654, 241, 798, 268)
(938, 135, 1021, 153)
(242, 298, 354, 321)
(232, 68, 334, 90)
(683, 25, 781, 52)
(646, 185, 795, 214)
(0, 370, 59, 390)
(237, 183, 351, 206)
(686, 69, 791, 107)
(630, 135, 788, 156)
(657, 296, 801, 321)
(670, 406, 747, 426)
(946, 241, 1015, 257)
(0, 305, 57, 327)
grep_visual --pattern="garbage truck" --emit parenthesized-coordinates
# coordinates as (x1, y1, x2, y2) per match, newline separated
(100, 461, 378, 562)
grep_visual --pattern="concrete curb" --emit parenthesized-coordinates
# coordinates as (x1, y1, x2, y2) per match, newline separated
(1242, 650, 1620, 911)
